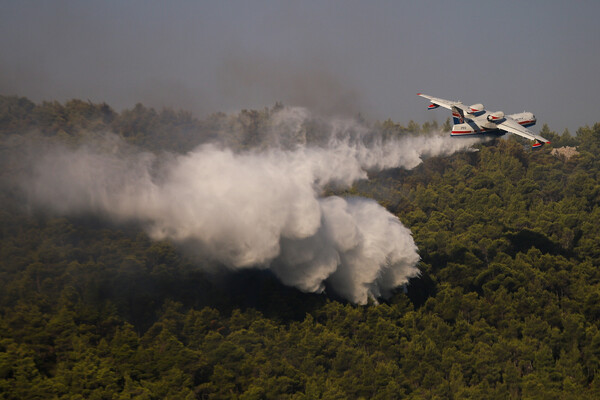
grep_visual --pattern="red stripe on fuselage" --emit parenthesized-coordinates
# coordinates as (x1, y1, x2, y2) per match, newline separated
(451, 126, 503, 135)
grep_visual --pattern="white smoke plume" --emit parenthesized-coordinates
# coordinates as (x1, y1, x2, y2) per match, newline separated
(19, 107, 481, 304)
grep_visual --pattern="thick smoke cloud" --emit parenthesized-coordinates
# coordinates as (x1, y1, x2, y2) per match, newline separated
(19, 107, 481, 304)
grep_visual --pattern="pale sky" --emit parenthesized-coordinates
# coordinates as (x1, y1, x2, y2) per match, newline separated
(1, 0, 599, 133)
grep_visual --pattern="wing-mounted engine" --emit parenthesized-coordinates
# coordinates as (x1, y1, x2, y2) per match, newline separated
(487, 111, 505, 123)
(468, 103, 485, 115)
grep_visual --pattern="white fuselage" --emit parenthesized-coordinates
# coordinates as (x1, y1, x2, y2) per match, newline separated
(451, 111, 536, 137)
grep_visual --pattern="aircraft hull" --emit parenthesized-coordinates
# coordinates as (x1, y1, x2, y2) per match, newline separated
(451, 118, 535, 138)
(451, 123, 505, 137)
(450, 130, 505, 137)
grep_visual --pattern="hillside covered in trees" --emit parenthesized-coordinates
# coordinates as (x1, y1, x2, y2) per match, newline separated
(1, 95, 600, 399)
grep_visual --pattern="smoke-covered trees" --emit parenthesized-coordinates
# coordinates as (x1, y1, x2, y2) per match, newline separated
(1, 95, 600, 398)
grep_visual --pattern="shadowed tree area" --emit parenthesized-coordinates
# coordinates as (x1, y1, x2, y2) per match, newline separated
(1, 95, 600, 398)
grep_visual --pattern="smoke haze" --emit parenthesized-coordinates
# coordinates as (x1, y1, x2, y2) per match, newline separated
(16, 107, 482, 304)
(2, 2, 599, 131)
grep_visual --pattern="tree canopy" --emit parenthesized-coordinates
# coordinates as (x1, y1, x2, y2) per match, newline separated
(1, 95, 600, 398)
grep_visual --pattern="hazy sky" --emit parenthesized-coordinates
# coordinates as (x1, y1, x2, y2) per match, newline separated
(1, 0, 598, 132)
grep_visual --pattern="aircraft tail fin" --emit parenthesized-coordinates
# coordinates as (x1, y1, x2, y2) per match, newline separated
(451, 106, 464, 124)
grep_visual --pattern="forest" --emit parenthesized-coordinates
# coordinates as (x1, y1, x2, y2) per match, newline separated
(1, 94, 600, 399)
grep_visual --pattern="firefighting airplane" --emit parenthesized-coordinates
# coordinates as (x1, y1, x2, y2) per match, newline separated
(417, 93, 550, 148)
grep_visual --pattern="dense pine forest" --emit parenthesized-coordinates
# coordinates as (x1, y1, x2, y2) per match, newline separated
(1, 94, 600, 399)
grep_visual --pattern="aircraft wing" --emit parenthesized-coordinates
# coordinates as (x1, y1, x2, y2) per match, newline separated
(496, 117, 551, 147)
(417, 93, 467, 112)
